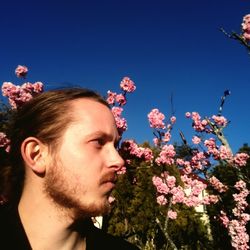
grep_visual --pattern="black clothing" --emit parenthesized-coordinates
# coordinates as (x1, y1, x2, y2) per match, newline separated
(0, 204, 139, 250)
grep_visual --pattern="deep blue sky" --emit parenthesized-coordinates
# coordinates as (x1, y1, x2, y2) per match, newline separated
(1, 0, 250, 153)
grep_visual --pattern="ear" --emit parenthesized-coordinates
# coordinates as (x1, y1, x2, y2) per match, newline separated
(21, 137, 48, 175)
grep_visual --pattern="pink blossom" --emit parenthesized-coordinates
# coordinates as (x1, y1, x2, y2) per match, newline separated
(235, 180, 247, 191)
(191, 112, 206, 132)
(117, 166, 126, 175)
(156, 195, 167, 205)
(120, 77, 136, 93)
(168, 210, 177, 220)
(184, 195, 201, 207)
(208, 195, 219, 204)
(185, 112, 191, 118)
(219, 145, 233, 160)
(111, 106, 123, 117)
(204, 138, 217, 150)
(15, 65, 28, 78)
(108, 196, 116, 204)
(152, 176, 170, 194)
(176, 158, 185, 166)
(242, 14, 250, 42)
(182, 165, 192, 174)
(111, 107, 127, 133)
(220, 211, 230, 228)
(163, 132, 171, 143)
(191, 151, 207, 170)
(121, 140, 153, 162)
(143, 148, 154, 162)
(148, 109, 165, 129)
(106, 90, 117, 105)
(114, 117, 127, 134)
(233, 153, 249, 167)
(166, 175, 176, 188)
(228, 219, 249, 250)
(2, 81, 44, 109)
(192, 136, 201, 144)
(171, 186, 185, 204)
(115, 94, 127, 106)
(170, 116, 176, 124)
(209, 176, 228, 193)
(155, 144, 176, 166)
(212, 115, 228, 127)
(153, 137, 160, 146)
(32, 82, 43, 93)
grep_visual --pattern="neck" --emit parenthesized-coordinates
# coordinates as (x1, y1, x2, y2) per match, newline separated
(18, 184, 90, 250)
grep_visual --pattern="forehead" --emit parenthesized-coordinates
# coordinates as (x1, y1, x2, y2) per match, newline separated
(67, 98, 118, 135)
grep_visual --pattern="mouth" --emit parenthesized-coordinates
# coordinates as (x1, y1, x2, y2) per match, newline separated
(101, 173, 117, 184)
(100, 173, 117, 190)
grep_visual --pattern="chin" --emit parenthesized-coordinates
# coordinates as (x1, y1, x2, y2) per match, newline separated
(73, 199, 111, 220)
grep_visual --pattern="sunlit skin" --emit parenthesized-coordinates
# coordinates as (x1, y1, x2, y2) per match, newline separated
(18, 98, 124, 249)
(44, 98, 125, 219)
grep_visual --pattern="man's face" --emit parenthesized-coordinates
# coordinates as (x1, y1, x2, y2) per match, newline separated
(44, 98, 124, 219)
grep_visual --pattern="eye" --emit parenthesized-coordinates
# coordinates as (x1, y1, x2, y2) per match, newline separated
(92, 138, 105, 147)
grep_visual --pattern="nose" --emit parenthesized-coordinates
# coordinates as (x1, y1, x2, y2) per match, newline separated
(107, 147, 125, 172)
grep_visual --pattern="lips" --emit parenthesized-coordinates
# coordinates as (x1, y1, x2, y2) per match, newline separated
(100, 173, 117, 191)
(100, 172, 117, 185)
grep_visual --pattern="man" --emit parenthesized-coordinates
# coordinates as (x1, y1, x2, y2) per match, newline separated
(0, 88, 138, 250)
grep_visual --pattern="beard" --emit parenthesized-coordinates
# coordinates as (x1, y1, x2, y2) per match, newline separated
(43, 160, 112, 221)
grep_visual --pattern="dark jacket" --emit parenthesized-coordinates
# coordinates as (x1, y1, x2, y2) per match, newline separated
(0, 204, 139, 250)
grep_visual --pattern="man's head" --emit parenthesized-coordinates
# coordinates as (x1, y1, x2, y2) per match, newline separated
(6, 88, 124, 218)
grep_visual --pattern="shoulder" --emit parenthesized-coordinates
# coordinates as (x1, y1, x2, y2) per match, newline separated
(0, 203, 11, 228)
(87, 226, 139, 250)
(0, 203, 32, 249)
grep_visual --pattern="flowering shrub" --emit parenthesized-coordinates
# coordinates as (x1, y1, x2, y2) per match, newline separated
(146, 104, 249, 249)
(105, 75, 249, 249)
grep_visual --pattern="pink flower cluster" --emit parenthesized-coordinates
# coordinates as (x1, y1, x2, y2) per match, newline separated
(120, 139, 153, 162)
(186, 112, 208, 132)
(155, 144, 176, 165)
(220, 180, 249, 250)
(107, 91, 127, 106)
(148, 109, 166, 129)
(209, 176, 228, 193)
(204, 138, 218, 156)
(111, 107, 127, 135)
(120, 77, 136, 93)
(186, 112, 249, 168)
(168, 210, 177, 220)
(2, 81, 44, 109)
(212, 115, 228, 127)
(148, 109, 177, 146)
(15, 65, 28, 78)
(233, 180, 249, 218)
(242, 14, 250, 42)
(152, 171, 218, 219)
(233, 153, 249, 167)
(106, 77, 136, 136)
(192, 136, 201, 144)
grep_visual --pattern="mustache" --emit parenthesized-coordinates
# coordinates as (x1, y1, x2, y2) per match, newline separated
(100, 172, 118, 184)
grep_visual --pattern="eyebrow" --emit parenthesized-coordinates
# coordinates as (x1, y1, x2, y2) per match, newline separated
(86, 131, 120, 143)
